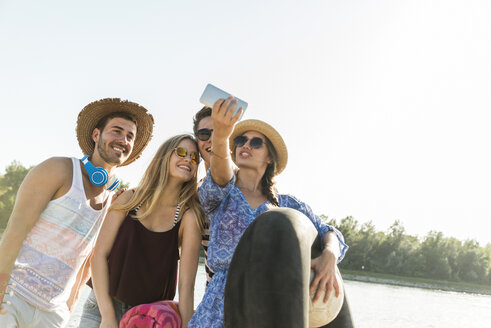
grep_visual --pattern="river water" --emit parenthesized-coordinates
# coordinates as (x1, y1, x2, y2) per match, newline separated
(67, 264, 491, 328)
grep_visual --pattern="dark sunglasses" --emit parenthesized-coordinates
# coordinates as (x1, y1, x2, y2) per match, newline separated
(233, 136, 265, 149)
(174, 147, 200, 165)
(196, 128, 213, 141)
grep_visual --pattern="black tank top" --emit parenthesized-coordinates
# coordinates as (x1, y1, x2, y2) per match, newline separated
(105, 208, 181, 306)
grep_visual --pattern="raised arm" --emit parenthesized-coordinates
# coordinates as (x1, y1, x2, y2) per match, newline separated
(90, 190, 133, 328)
(210, 97, 243, 186)
(177, 210, 202, 328)
(0, 157, 70, 312)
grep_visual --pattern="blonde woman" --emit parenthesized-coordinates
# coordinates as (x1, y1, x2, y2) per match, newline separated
(79, 134, 205, 328)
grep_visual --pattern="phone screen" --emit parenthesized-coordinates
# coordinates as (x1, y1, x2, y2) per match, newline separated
(199, 84, 248, 118)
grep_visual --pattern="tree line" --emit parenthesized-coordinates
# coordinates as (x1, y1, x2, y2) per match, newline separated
(0, 161, 32, 230)
(1, 161, 490, 285)
(324, 215, 491, 285)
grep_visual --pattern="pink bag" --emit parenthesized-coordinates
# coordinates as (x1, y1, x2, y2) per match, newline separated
(119, 300, 181, 328)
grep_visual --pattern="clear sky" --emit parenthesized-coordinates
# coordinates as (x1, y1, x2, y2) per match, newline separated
(1, 0, 490, 245)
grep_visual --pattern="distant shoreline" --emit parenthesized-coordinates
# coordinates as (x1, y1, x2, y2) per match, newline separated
(341, 269, 491, 296)
(2, 231, 488, 297)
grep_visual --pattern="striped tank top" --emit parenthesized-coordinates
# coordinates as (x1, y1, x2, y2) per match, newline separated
(10, 157, 110, 311)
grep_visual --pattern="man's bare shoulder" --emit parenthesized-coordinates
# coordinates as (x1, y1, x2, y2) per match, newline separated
(30, 157, 73, 179)
(8, 157, 76, 224)
(24, 157, 75, 197)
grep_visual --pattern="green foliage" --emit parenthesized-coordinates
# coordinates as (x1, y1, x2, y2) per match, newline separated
(0, 161, 33, 229)
(117, 180, 130, 191)
(335, 216, 491, 285)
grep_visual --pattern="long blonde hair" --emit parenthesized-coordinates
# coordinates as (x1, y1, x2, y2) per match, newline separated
(111, 134, 206, 233)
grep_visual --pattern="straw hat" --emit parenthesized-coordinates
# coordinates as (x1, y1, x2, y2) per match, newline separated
(309, 267, 345, 327)
(229, 119, 288, 175)
(76, 98, 154, 166)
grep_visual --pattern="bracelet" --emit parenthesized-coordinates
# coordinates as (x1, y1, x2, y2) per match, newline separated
(210, 150, 231, 160)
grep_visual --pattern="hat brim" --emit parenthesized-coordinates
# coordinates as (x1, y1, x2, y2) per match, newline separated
(229, 119, 288, 175)
(76, 98, 154, 167)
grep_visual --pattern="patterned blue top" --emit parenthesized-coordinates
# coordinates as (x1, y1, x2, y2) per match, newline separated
(187, 171, 348, 328)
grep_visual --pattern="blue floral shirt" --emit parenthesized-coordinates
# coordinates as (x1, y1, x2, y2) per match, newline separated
(187, 171, 348, 328)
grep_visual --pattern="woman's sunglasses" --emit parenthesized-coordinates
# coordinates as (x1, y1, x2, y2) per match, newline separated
(196, 128, 213, 141)
(174, 147, 200, 165)
(233, 136, 265, 149)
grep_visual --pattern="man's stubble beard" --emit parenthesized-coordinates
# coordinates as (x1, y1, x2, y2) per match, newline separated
(96, 136, 129, 166)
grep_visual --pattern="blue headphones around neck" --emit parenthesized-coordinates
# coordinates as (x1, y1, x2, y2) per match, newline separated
(81, 155, 120, 191)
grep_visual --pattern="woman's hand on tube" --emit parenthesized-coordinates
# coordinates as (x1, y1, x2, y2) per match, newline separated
(211, 97, 243, 140)
(310, 248, 340, 303)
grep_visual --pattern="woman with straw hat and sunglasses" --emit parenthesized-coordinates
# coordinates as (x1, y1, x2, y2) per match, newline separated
(78, 134, 205, 328)
(188, 98, 349, 328)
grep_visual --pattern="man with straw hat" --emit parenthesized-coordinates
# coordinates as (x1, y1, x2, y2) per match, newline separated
(0, 98, 154, 327)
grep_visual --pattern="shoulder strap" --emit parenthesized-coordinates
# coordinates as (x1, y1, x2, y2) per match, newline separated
(173, 203, 181, 227)
(71, 157, 84, 190)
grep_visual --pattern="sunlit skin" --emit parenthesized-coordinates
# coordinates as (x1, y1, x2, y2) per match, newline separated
(196, 116, 213, 170)
(169, 139, 199, 183)
(91, 117, 137, 172)
(233, 130, 272, 211)
(234, 131, 271, 173)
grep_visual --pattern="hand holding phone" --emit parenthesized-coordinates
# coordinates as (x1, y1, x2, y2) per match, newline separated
(199, 84, 247, 119)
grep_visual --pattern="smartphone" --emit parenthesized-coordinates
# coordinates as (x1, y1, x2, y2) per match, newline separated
(199, 84, 248, 118)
